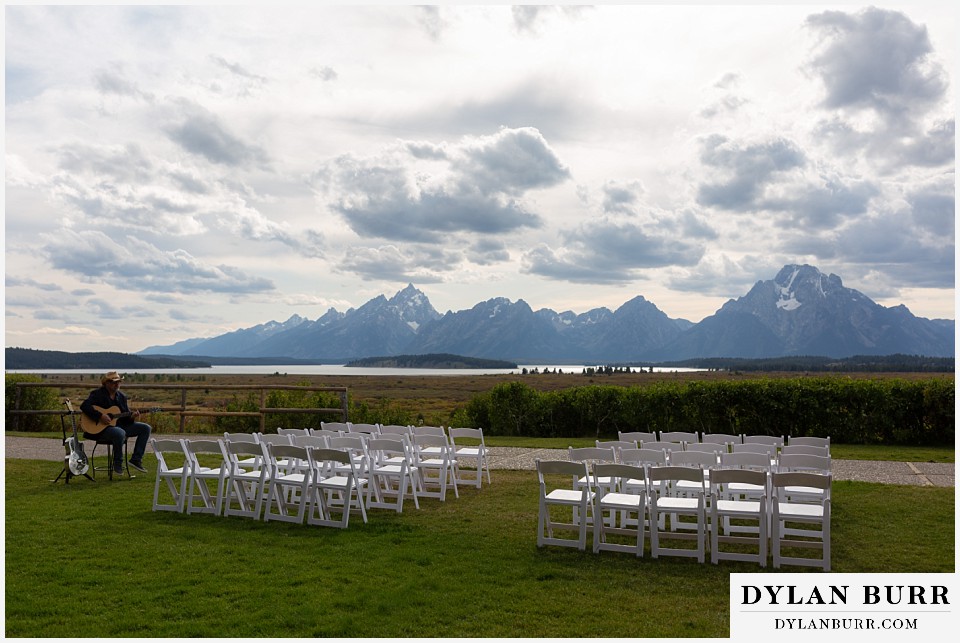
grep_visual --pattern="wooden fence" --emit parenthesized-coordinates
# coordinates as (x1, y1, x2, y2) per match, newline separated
(8, 381, 348, 433)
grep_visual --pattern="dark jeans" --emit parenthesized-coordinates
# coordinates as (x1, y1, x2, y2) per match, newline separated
(85, 422, 152, 466)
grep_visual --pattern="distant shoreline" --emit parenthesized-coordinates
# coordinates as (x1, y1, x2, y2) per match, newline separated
(344, 353, 517, 369)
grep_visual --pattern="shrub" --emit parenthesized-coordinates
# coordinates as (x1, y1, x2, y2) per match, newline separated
(213, 393, 260, 434)
(5, 375, 59, 432)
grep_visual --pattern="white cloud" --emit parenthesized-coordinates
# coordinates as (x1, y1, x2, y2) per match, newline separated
(313, 127, 566, 245)
(3, 4, 954, 351)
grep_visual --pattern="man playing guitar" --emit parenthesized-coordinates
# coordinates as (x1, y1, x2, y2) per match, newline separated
(80, 371, 152, 475)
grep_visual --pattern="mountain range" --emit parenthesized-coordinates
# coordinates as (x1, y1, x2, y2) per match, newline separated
(139, 264, 955, 361)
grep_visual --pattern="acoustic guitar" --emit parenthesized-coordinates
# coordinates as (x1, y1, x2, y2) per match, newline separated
(62, 399, 90, 476)
(80, 405, 161, 435)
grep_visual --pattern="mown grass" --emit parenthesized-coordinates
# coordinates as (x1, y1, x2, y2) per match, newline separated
(4, 458, 954, 638)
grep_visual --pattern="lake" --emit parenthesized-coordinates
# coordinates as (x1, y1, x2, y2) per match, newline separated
(7, 364, 706, 377)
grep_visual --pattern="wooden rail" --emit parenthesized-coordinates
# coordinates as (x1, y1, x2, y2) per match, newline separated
(9, 382, 349, 433)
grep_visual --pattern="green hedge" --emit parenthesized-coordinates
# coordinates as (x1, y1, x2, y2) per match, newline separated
(464, 377, 955, 445)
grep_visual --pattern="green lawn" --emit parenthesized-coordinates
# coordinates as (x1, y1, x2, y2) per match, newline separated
(4, 458, 954, 638)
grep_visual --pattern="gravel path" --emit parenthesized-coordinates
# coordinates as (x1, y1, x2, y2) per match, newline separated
(6, 435, 954, 487)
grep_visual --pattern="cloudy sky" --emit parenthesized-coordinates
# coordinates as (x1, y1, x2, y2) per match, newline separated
(4, 3, 956, 353)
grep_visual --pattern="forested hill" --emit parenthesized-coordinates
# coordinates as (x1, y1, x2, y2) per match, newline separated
(345, 353, 518, 369)
(5, 348, 210, 370)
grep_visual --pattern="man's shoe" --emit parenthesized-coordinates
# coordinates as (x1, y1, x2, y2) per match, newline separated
(128, 460, 147, 473)
(113, 465, 125, 476)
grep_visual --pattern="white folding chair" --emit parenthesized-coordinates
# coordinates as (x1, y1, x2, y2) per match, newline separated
(568, 446, 617, 525)
(777, 453, 831, 504)
(307, 447, 369, 528)
(619, 447, 668, 530)
(183, 439, 229, 516)
(291, 435, 329, 449)
(718, 451, 773, 535)
(618, 431, 657, 445)
(222, 441, 270, 520)
(411, 425, 445, 436)
(151, 438, 190, 513)
(263, 443, 311, 524)
(277, 427, 311, 438)
(347, 422, 381, 437)
(648, 465, 706, 562)
(448, 427, 491, 488)
(327, 435, 372, 482)
(709, 468, 768, 567)
(639, 440, 682, 454)
(685, 442, 723, 455)
(733, 442, 778, 467)
(788, 436, 830, 449)
(319, 421, 350, 433)
(536, 459, 593, 551)
(592, 463, 647, 557)
(666, 450, 718, 533)
(223, 432, 260, 469)
(366, 437, 420, 512)
(702, 433, 743, 450)
(743, 435, 784, 449)
(412, 434, 459, 502)
(659, 431, 699, 444)
(619, 447, 668, 494)
(311, 427, 344, 441)
(379, 424, 413, 438)
(772, 471, 832, 571)
(256, 433, 294, 475)
(410, 426, 448, 457)
(595, 440, 638, 461)
(780, 444, 830, 458)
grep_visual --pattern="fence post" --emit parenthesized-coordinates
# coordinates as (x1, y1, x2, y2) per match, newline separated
(180, 388, 187, 433)
(259, 388, 266, 433)
(15, 385, 23, 431)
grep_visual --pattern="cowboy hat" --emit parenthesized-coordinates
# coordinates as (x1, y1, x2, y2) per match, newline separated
(100, 371, 124, 384)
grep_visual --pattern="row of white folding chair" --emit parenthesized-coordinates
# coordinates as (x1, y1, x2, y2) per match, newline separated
(573, 447, 827, 537)
(396, 426, 492, 490)
(300, 431, 443, 508)
(618, 430, 752, 446)
(320, 423, 491, 489)
(266, 443, 369, 528)
(365, 437, 421, 512)
(617, 432, 830, 449)
(324, 431, 457, 509)
(538, 459, 711, 560)
(568, 446, 714, 530)
(613, 444, 829, 476)
(154, 437, 369, 528)
(537, 458, 831, 568)
(618, 431, 701, 445)
(224, 430, 323, 470)
(239, 440, 366, 527)
(328, 427, 460, 506)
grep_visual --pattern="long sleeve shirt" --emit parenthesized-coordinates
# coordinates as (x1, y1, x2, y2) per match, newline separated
(80, 387, 134, 428)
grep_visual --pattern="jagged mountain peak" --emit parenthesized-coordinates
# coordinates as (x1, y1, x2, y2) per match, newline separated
(384, 284, 440, 330)
(773, 264, 845, 311)
(393, 283, 421, 299)
(615, 294, 658, 314)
